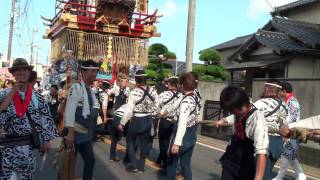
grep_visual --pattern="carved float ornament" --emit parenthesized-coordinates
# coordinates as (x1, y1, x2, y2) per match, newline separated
(96, 0, 136, 25)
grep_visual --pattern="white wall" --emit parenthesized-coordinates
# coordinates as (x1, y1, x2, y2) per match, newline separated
(287, 3, 320, 24)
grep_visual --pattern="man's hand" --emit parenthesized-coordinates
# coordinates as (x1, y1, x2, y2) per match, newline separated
(280, 124, 290, 138)
(0, 128, 6, 138)
(171, 144, 180, 155)
(118, 124, 124, 132)
(42, 142, 52, 153)
(65, 128, 74, 146)
(212, 119, 224, 128)
(103, 116, 109, 123)
(60, 90, 68, 99)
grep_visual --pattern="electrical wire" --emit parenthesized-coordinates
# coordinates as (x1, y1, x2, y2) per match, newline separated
(265, 0, 275, 10)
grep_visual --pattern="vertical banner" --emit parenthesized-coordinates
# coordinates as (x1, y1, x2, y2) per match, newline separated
(137, 0, 148, 13)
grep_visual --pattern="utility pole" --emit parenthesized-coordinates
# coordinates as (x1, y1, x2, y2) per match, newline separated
(30, 28, 38, 66)
(185, 0, 196, 72)
(46, 51, 49, 65)
(7, 0, 17, 64)
(35, 45, 41, 71)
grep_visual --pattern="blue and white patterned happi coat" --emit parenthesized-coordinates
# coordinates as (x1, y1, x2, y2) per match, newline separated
(282, 96, 301, 160)
(0, 88, 58, 180)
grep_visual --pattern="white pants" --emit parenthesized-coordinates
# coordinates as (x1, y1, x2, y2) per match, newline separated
(273, 156, 306, 180)
(9, 172, 22, 180)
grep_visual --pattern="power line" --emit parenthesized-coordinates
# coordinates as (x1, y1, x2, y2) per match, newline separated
(265, 0, 275, 10)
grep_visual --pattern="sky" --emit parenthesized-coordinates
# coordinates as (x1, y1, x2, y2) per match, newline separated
(0, 0, 296, 65)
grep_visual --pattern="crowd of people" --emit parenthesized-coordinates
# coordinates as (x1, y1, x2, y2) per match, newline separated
(0, 58, 319, 180)
(0, 58, 202, 180)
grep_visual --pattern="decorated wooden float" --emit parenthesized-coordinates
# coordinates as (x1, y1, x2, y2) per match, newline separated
(43, 0, 161, 83)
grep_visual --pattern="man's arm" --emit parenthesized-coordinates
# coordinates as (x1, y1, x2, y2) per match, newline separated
(102, 94, 109, 122)
(64, 84, 82, 144)
(250, 112, 269, 180)
(120, 91, 137, 126)
(212, 114, 235, 128)
(255, 154, 267, 180)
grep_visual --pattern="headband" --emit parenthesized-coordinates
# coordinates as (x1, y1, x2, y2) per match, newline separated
(80, 66, 100, 70)
(135, 74, 147, 77)
(167, 76, 179, 80)
(264, 82, 282, 89)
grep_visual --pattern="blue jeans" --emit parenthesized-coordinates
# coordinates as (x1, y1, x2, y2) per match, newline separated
(126, 116, 152, 170)
(167, 126, 197, 180)
(76, 141, 95, 180)
(264, 136, 284, 180)
(167, 145, 195, 180)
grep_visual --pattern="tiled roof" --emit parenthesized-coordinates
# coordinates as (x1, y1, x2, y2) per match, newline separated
(225, 58, 289, 70)
(271, 0, 320, 16)
(255, 30, 320, 55)
(205, 35, 252, 51)
(228, 17, 320, 62)
(272, 17, 320, 48)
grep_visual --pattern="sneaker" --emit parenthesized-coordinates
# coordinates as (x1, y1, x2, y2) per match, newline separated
(109, 157, 120, 162)
(297, 173, 307, 180)
(126, 165, 138, 173)
(138, 169, 145, 174)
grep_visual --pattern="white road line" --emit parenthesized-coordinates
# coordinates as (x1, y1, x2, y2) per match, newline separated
(196, 141, 320, 180)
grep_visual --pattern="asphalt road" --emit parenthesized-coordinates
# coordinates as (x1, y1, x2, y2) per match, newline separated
(33, 136, 314, 180)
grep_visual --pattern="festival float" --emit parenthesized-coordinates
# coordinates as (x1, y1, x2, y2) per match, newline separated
(42, 0, 161, 87)
(43, 1, 161, 179)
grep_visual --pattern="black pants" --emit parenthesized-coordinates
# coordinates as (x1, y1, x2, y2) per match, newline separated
(157, 119, 174, 168)
(76, 141, 95, 180)
(110, 116, 121, 159)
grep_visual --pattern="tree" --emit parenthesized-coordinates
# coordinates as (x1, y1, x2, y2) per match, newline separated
(145, 43, 176, 84)
(199, 49, 222, 65)
(193, 49, 227, 82)
(149, 43, 169, 56)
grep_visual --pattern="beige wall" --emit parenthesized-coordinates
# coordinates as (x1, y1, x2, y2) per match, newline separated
(288, 57, 320, 78)
(197, 81, 227, 121)
(287, 3, 320, 24)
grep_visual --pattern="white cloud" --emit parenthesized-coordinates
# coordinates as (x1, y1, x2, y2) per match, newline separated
(150, 0, 188, 19)
(247, 0, 296, 19)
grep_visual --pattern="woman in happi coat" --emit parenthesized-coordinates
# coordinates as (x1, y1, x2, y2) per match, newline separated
(166, 72, 201, 180)
(0, 58, 58, 180)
